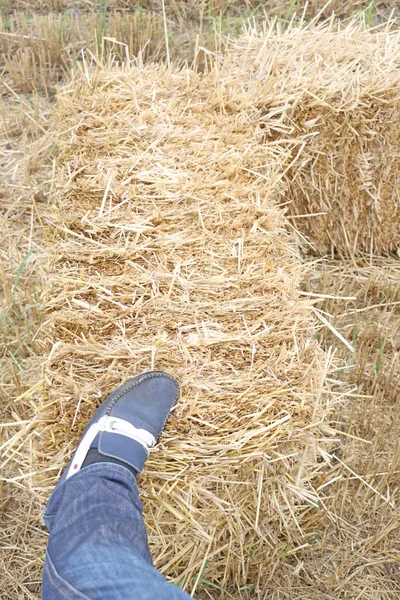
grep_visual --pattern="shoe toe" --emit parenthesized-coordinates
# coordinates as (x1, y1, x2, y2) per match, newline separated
(106, 371, 180, 439)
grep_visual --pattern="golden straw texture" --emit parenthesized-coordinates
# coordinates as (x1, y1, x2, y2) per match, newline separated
(225, 21, 400, 255)
(41, 63, 334, 594)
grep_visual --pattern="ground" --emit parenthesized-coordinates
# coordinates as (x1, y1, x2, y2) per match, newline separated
(0, 2, 399, 599)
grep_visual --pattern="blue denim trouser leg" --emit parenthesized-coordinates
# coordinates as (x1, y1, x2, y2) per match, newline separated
(42, 463, 192, 600)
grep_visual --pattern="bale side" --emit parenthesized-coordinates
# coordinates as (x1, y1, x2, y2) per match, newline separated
(40, 63, 334, 593)
(227, 22, 400, 255)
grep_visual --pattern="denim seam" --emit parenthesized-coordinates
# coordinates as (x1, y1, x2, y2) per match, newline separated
(45, 551, 92, 600)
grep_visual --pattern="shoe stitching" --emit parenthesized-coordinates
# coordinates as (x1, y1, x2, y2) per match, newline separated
(105, 371, 180, 418)
(104, 371, 180, 443)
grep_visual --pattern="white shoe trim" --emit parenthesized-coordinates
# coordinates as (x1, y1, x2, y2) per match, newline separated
(66, 416, 156, 480)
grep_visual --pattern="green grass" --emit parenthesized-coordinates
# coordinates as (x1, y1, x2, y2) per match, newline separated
(0, 0, 11, 12)
(97, 0, 108, 55)
(13, 249, 34, 292)
(352, 321, 357, 348)
(365, 1, 375, 25)
(284, 0, 298, 20)
(375, 336, 383, 374)
(0, 251, 42, 360)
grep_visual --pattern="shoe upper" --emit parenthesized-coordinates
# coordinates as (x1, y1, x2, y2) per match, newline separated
(55, 371, 180, 488)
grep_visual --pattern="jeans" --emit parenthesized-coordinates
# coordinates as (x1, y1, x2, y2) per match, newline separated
(42, 463, 192, 599)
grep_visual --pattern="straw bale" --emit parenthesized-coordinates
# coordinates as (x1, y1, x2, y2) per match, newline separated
(41, 62, 335, 593)
(224, 21, 400, 255)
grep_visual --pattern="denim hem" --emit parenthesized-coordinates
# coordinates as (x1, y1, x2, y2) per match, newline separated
(43, 462, 137, 525)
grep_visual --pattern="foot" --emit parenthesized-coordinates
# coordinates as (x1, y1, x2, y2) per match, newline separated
(58, 371, 180, 484)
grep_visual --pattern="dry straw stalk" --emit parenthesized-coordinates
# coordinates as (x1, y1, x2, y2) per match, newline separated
(40, 59, 336, 594)
(223, 20, 400, 255)
(5, 1, 400, 22)
(2, 13, 400, 599)
(301, 255, 400, 596)
(0, 90, 53, 598)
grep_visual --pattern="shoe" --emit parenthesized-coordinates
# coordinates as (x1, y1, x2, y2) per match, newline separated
(57, 371, 180, 484)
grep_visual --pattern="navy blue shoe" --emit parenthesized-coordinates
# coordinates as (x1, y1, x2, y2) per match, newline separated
(58, 371, 180, 484)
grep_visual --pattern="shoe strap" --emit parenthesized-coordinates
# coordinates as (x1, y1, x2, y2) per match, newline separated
(66, 415, 156, 480)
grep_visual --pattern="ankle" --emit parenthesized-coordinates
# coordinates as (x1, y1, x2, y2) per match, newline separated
(81, 448, 138, 478)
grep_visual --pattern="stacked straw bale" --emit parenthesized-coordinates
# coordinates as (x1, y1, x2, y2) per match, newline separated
(224, 21, 400, 255)
(42, 63, 335, 593)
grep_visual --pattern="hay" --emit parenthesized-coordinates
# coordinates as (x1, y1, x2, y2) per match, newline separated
(1, 11, 399, 599)
(0, 11, 175, 93)
(0, 90, 52, 599)
(6, 1, 400, 23)
(223, 20, 400, 255)
(300, 256, 400, 597)
(40, 61, 336, 594)
(307, 256, 400, 396)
